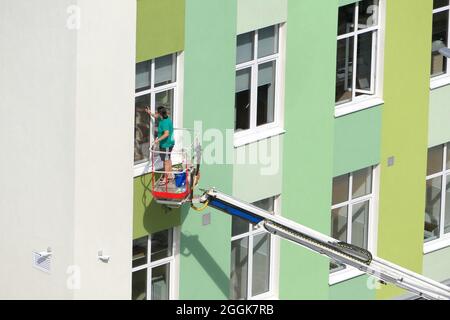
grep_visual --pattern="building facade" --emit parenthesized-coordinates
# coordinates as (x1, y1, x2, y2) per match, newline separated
(0, 0, 450, 300)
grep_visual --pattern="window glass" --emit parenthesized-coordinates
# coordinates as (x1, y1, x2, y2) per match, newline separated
(331, 206, 348, 242)
(136, 60, 151, 93)
(330, 196, 350, 276)
(336, 37, 354, 104)
(424, 177, 442, 242)
(155, 54, 176, 87)
(332, 174, 350, 205)
(251, 233, 271, 296)
(352, 167, 372, 199)
(338, 4, 355, 36)
(258, 26, 278, 58)
(237, 32, 254, 64)
(356, 32, 375, 92)
(257, 61, 276, 126)
(352, 201, 370, 249)
(132, 236, 148, 268)
(151, 229, 172, 262)
(253, 197, 275, 212)
(335, 0, 380, 105)
(235, 25, 281, 135)
(330, 167, 374, 276)
(155, 89, 174, 120)
(447, 143, 450, 169)
(235, 68, 252, 131)
(232, 216, 250, 237)
(134, 54, 178, 167)
(427, 145, 444, 176)
(358, 0, 379, 30)
(431, 10, 449, 77)
(434, 0, 450, 10)
(135, 95, 151, 164)
(445, 177, 450, 234)
(151, 264, 170, 300)
(230, 237, 249, 300)
(132, 269, 147, 300)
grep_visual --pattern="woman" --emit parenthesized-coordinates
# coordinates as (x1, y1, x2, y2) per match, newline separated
(145, 106, 175, 183)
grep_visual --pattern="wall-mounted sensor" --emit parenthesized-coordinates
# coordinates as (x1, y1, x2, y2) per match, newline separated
(98, 250, 110, 263)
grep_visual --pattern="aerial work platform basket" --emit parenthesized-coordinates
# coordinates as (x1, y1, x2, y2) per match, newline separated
(149, 129, 201, 208)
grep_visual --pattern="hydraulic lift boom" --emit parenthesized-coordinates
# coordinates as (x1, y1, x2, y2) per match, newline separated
(195, 189, 450, 300)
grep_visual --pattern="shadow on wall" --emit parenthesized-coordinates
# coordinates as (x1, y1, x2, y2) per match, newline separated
(138, 174, 181, 235)
(180, 231, 230, 299)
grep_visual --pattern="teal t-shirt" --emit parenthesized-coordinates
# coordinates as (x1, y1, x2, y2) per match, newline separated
(158, 117, 175, 148)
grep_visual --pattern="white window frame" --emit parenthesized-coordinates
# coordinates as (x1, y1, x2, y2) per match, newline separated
(134, 52, 184, 177)
(329, 166, 379, 285)
(234, 24, 286, 148)
(131, 227, 180, 300)
(335, 0, 385, 118)
(424, 143, 450, 254)
(230, 196, 280, 300)
(430, 3, 450, 90)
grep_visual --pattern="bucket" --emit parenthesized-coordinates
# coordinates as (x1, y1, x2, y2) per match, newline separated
(174, 172, 186, 188)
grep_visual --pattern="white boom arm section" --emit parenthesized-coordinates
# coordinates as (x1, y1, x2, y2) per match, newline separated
(199, 189, 450, 300)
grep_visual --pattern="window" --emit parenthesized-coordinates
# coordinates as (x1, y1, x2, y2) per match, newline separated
(131, 229, 177, 300)
(134, 53, 178, 169)
(431, 0, 450, 82)
(235, 25, 283, 143)
(424, 143, 450, 248)
(330, 167, 375, 278)
(230, 197, 278, 299)
(335, 0, 381, 108)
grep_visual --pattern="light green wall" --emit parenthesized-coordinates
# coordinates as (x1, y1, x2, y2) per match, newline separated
(329, 275, 375, 300)
(179, 0, 236, 300)
(331, 106, 382, 300)
(133, 174, 181, 239)
(429, 86, 450, 147)
(376, 0, 432, 299)
(237, 0, 288, 34)
(136, 0, 185, 62)
(423, 247, 450, 282)
(280, 0, 338, 299)
(233, 136, 284, 202)
(339, 0, 358, 7)
(333, 106, 382, 176)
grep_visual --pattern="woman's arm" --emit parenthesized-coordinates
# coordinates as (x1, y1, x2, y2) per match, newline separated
(155, 131, 169, 144)
(144, 106, 156, 118)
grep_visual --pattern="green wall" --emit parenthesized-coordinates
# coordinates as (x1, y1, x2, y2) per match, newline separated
(179, 0, 236, 300)
(237, 0, 287, 34)
(423, 247, 450, 282)
(136, 0, 185, 62)
(329, 275, 375, 300)
(233, 136, 284, 203)
(376, 0, 432, 299)
(339, 0, 358, 7)
(429, 86, 450, 147)
(333, 107, 382, 176)
(280, 0, 338, 299)
(133, 174, 181, 239)
(331, 106, 382, 300)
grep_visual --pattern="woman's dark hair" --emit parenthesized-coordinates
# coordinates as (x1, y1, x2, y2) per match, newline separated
(157, 106, 169, 119)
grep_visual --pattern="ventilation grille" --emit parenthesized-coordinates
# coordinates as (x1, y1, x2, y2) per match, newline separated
(32, 252, 51, 273)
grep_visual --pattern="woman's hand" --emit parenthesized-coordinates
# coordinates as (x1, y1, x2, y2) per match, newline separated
(145, 106, 152, 116)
